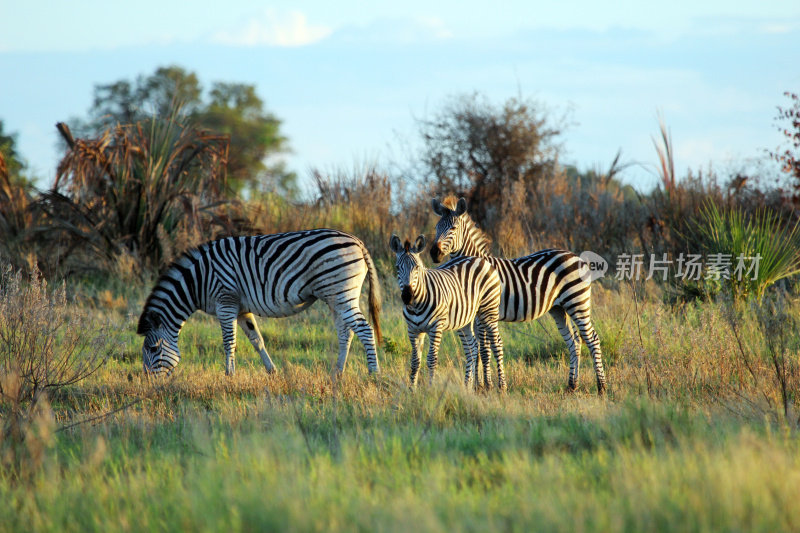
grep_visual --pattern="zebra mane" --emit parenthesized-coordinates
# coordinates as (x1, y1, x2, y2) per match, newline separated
(440, 195, 492, 256)
(441, 195, 460, 210)
(137, 245, 205, 334)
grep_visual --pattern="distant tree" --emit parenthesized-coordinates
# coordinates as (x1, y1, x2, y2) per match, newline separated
(417, 93, 563, 227)
(0, 121, 36, 270)
(86, 66, 202, 131)
(0, 120, 33, 191)
(67, 65, 296, 198)
(199, 82, 297, 198)
(770, 91, 800, 204)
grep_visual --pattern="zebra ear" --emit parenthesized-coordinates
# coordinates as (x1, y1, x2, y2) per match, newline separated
(432, 198, 445, 216)
(455, 197, 468, 216)
(389, 234, 403, 254)
(413, 234, 426, 253)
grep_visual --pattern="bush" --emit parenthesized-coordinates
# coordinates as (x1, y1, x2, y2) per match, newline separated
(694, 203, 800, 301)
(0, 264, 116, 478)
(39, 113, 232, 274)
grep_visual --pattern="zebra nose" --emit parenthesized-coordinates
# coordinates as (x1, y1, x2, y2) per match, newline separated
(430, 244, 441, 263)
(401, 286, 412, 305)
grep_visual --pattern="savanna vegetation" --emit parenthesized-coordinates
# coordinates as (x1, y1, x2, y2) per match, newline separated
(1, 68, 800, 531)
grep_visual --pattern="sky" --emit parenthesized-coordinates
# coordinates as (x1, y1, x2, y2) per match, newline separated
(1, 1, 799, 193)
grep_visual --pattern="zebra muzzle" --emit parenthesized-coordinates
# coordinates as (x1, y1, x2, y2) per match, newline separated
(401, 286, 412, 305)
(430, 244, 442, 263)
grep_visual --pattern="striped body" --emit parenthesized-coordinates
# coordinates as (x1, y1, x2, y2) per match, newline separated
(430, 197, 607, 394)
(138, 229, 382, 376)
(391, 235, 506, 390)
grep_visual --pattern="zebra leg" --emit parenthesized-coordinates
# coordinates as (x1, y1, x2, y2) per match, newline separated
(216, 304, 239, 376)
(333, 299, 380, 374)
(426, 329, 442, 386)
(479, 320, 507, 392)
(457, 326, 479, 390)
(237, 313, 276, 374)
(550, 306, 582, 392)
(409, 331, 422, 388)
(331, 307, 354, 374)
(476, 317, 492, 390)
(569, 310, 607, 395)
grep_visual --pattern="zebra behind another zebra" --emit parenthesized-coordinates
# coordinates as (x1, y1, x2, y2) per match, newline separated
(430, 196, 607, 394)
(137, 229, 382, 376)
(390, 234, 506, 390)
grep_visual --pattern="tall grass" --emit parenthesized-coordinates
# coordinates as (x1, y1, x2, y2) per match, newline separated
(1, 279, 799, 530)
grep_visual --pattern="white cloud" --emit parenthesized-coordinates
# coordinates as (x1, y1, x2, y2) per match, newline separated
(212, 9, 332, 47)
(332, 17, 454, 44)
(759, 22, 797, 34)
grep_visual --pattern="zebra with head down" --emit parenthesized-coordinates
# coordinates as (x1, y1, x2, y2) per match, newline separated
(138, 229, 382, 377)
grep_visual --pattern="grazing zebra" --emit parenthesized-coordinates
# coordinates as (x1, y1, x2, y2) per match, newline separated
(430, 197, 607, 394)
(390, 234, 506, 390)
(137, 229, 382, 376)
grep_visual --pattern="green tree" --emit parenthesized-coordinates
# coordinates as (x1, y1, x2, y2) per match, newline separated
(0, 121, 33, 191)
(0, 121, 36, 270)
(200, 82, 297, 198)
(68, 65, 296, 198)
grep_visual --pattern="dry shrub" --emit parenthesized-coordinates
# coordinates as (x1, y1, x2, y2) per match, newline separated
(0, 264, 117, 478)
(248, 163, 436, 266)
(38, 115, 231, 275)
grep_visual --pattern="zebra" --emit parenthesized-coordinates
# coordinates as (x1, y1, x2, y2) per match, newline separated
(430, 196, 607, 394)
(137, 229, 382, 376)
(390, 234, 506, 390)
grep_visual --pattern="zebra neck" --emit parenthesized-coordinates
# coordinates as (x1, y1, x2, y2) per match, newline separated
(407, 272, 432, 309)
(149, 304, 189, 338)
(144, 272, 198, 336)
(457, 223, 490, 257)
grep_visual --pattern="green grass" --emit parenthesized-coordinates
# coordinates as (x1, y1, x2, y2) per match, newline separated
(2, 282, 800, 532)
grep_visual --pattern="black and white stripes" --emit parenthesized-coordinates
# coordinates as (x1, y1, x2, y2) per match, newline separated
(391, 234, 506, 390)
(137, 229, 382, 376)
(430, 197, 607, 394)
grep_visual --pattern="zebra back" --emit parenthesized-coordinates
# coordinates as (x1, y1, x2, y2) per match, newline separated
(138, 229, 382, 334)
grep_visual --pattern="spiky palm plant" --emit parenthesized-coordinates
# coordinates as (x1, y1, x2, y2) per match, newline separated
(41, 109, 231, 273)
(696, 202, 800, 301)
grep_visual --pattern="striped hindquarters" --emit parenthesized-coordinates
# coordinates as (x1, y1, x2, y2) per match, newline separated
(489, 249, 591, 323)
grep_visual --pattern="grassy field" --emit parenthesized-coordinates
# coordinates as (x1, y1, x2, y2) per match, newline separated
(2, 279, 800, 532)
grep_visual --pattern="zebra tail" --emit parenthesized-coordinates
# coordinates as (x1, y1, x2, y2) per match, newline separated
(361, 242, 383, 346)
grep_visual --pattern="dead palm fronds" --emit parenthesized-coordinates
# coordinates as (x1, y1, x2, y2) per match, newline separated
(40, 111, 232, 273)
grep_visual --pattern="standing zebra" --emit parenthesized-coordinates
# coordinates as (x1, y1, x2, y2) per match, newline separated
(430, 197, 607, 394)
(390, 234, 506, 390)
(138, 229, 382, 376)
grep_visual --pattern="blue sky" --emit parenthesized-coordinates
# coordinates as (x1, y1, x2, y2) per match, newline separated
(1, 1, 799, 192)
